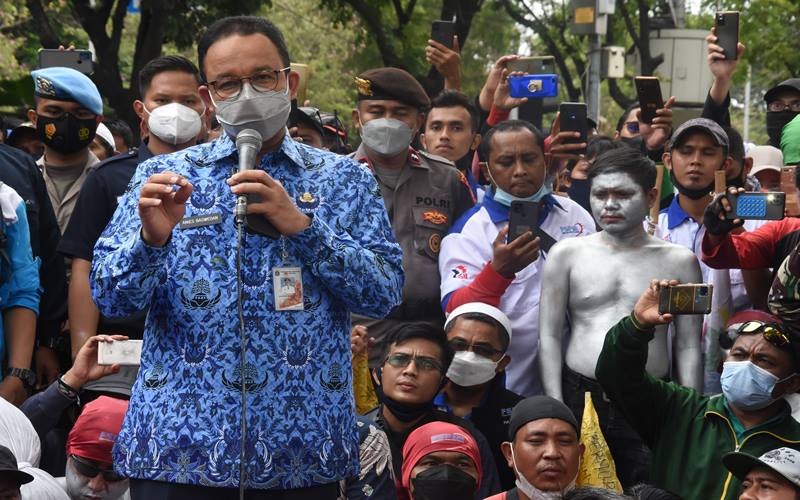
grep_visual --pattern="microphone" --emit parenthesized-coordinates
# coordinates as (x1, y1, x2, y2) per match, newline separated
(234, 129, 263, 225)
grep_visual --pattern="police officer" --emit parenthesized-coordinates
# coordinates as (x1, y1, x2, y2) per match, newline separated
(27, 67, 104, 234)
(59, 56, 207, 398)
(350, 67, 474, 366)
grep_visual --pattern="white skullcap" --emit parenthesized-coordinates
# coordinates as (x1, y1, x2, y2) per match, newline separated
(444, 302, 512, 342)
(95, 122, 115, 151)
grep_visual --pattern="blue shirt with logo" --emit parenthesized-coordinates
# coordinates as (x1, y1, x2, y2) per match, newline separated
(91, 133, 403, 489)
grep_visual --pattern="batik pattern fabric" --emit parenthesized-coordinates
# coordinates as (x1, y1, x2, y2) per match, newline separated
(339, 416, 396, 499)
(91, 133, 403, 489)
(770, 242, 800, 338)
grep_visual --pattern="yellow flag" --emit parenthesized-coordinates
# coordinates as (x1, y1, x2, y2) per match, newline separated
(352, 352, 378, 415)
(576, 392, 623, 492)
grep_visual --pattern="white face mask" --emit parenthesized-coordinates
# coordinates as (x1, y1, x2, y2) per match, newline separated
(359, 117, 413, 157)
(66, 459, 129, 500)
(510, 444, 578, 500)
(144, 102, 203, 146)
(212, 82, 290, 141)
(446, 351, 501, 387)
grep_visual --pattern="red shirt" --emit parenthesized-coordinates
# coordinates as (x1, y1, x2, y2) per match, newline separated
(701, 218, 800, 270)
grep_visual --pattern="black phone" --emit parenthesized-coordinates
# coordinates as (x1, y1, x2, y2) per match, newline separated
(431, 20, 457, 49)
(559, 102, 588, 156)
(726, 192, 786, 221)
(715, 11, 740, 60)
(658, 284, 714, 315)
(634, 76, 664, 124)
(37, 49, 94, 75)
(508, 200, 539, 243)
(244, 204, 281, 239)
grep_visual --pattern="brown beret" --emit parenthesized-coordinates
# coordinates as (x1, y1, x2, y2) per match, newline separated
(355, 67, 430, 110)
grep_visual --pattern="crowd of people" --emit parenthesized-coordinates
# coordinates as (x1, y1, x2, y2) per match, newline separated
(0, 11, 799, 500)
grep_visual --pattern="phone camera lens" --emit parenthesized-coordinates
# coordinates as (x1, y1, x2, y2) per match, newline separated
(699, 287, 708, 297)
(717, 16, 725, 24)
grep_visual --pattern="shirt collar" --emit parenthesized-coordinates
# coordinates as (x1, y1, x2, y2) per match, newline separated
(483, 188, 564, 224)
(138, 143, 154, 162)
(664, 194, 693, 230)
(200, 129, 304, 169)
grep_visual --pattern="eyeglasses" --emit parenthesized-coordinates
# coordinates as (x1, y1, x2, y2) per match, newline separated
(207, 68, 290, 99)
(69, 455, 126, 482)
(736, 321, 790, 348)
(768, 101, 800, 113)
(449, 338, 505, 361)
(385, 352, 444, 373)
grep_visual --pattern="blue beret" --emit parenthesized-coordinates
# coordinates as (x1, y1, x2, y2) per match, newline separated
(31, 67, 103, 116)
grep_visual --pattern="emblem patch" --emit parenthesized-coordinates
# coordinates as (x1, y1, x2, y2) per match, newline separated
(354, 77, 373, 96)
(78, 127, 90, 141)
(422, 210, 448, 225)
(35, 76, 56, 97)
(296, 191, 320, 211)
(428, 233, 441, 254)
(44, 123, 56, 140)
(451, 265, 469, 280)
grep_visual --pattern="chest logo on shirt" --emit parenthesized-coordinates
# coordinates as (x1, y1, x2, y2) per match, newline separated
(296, 191, 321, 212)
(451, 265, 469, 280)
(179, 279, 221, 309)
(415, 196, 451, 209)
(560, 223, 584, 235)
(422, 210, 448, 225)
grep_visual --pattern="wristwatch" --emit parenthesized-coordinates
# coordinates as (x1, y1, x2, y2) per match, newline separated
(5, 367, 36, 390)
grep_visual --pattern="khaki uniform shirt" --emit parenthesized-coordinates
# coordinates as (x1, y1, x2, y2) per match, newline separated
(351, 145, 474, 364)
(38, 151, 99, 234)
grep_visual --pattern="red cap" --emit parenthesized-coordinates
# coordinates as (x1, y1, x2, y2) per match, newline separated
(400, 421, 482, 492)
(67, 396, 129, 466)
(726, 309, 783, 330)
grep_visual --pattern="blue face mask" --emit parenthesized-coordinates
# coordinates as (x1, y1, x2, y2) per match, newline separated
(491, 182, 551, 207)
(721, 360, 793, 411)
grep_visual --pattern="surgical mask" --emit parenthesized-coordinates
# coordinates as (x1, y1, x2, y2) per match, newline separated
(360, 117, 413, 157)
(511, 444, 577, 500)
(66, 460, 128, 500)
(145, 102, 202, 145)
(36, 112, 97, 154)
(767, 110, 799, 148)
(410, 464, 476, 500)
(669, 170, 714, 200)
(213, 82, 290, 140)
(447, 351, 501, 387)
(487, 166, 551, 207)
(721, 360, 793, 411)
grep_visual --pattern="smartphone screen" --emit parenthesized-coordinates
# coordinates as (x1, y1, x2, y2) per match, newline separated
(559, 102, 588, 155)
(635, 76, 664, 124)
(431, 21, 456, 49)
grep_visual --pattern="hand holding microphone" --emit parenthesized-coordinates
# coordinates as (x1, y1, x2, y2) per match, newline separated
(227, 129, 311, 236)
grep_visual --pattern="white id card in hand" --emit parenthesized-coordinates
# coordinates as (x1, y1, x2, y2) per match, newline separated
(98, 340, 143, 366)
(273, 267, 304, 311)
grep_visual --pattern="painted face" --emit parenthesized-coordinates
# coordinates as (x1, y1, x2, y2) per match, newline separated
(66, 457, 128, 500)
(589, 171, 648, 234)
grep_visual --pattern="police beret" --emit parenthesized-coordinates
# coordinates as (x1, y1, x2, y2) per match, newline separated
(31, 67, 103, 116)
(355, 67, 430, 110)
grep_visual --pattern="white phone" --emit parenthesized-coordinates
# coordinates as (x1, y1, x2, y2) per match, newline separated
(98, 340, 143, 366)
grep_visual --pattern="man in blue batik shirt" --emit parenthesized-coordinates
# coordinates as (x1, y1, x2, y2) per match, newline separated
(91, 16, 403, 500)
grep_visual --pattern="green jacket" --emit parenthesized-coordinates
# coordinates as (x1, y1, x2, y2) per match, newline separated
(596, 316, 800, 500)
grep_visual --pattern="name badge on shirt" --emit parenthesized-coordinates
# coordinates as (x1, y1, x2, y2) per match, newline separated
(273, 267, 304, 311)
(180, 212, 222, 229)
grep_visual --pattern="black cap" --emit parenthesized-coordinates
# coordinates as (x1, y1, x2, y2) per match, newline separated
(764, 78, 800, 104)
(668, 118, 729, 157)
(355, 67, 430, 110)
(508, 396, 580, 441)
(290, 106, 325, 137)
(0, 445, 34, 486)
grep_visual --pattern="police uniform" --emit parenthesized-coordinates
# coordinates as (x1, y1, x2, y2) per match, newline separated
(350, 68, 475, 365)
(31, 67, 103, 234)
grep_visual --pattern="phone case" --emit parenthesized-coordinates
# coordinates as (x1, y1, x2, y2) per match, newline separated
(98, 340, 143, 366)
(509, 74, 558, 98)
(715, 11, 739, 60)
(38, 49, 93, 75)
(431, 21, 456, 49)
(658, 284, 714, 315)
(727, 192, 786, 221)
(508, 200, 539, 243)
(635, 77, 664, 124)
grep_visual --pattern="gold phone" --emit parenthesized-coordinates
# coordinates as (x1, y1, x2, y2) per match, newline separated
(658, 284, 713, 315)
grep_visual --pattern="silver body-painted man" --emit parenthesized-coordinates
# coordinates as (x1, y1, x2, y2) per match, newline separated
(539, 171, 703, 399)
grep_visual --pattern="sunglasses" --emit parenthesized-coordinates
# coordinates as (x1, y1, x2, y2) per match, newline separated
(736, 321, 790, 348)
(625, 121, 640, 133)
(385, 352, 443, 373)
(449, 338, 504, 361)
(70, 455, 126, 482)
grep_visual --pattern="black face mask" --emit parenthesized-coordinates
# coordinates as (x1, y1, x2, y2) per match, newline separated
(36, 112, 97, 155)
(411, 464, 477, 500)
(619, 135, 644, 151)
(566, 177, 592, 214)
(374, 367, 436, 423)
(670, 170, 714, 200)
(766, 110, 799, 148)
